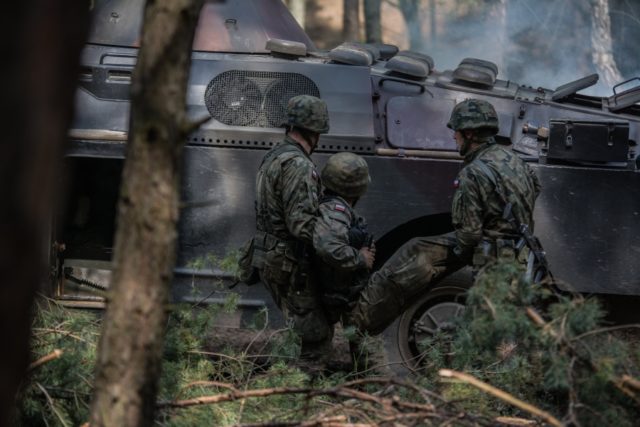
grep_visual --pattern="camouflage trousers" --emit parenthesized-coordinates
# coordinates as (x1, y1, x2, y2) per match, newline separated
(350, 234, 466, 335)
(260, 267, 334, 360)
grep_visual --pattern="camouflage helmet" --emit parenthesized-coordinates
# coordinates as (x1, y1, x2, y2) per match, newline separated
(322, 152, 370, 198)
(447, 99, 499, 137)
(284, 95, 330, 134)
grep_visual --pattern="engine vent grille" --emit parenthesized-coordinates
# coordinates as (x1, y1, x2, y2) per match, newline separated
(204, 70, 320, 128)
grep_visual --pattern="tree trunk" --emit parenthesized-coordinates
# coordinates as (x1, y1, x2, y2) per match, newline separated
(590, 0, 623, 86)
(364, 0, 382, 43)
(343, 0, 361, 42)
(489, 0, 507, 74)
(89, 0, 204, 425)
(0, 1, 88, 424)
(288, 0, 306, 29)
(428, 0, 437, 44)
(399, 0, 423, 51)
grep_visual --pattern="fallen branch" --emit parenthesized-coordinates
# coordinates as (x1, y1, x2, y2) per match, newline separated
(36, 382, 71, 427)
(28, 349, 63, 371)
(235, 415, 372, 427)
(621, 375, 640, 392)
(159, 386, 312, 408)
(157, 380, 490, 427)
(572, 324, 640, 341)
(174, 380, 238, 400)
(159, 383, 434, 414)
(438, 369, 563, 427)
(527, 307, 640, 406)
(494, 416, 537, 426)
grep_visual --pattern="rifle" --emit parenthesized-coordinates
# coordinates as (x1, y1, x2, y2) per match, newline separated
(503, 202, 552, 284)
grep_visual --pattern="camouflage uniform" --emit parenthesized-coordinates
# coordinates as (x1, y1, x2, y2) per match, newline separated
(312, 152, 378, 368)
(250, 95, 332, 359)
(313, 152, 372, 323)
(350, 99, 541, 335)
(313, 195, 370, 323)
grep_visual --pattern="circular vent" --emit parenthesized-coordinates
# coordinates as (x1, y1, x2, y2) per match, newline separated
(204, 70, 320, 128)
(205, 73, 261, 126)
(264, 78, 318, 127)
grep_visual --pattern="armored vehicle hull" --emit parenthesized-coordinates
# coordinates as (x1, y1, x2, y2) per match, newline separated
(56, 0, 640, 371)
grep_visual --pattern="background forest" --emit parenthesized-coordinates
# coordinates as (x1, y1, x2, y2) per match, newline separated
(287, 0, 640, 95)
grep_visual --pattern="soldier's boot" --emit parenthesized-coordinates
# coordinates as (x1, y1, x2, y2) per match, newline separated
(297, 336, 334, 374)
(293, 309, 335, 373)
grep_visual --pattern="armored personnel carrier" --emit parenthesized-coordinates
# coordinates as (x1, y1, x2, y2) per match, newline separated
(56, 0, 640, 372)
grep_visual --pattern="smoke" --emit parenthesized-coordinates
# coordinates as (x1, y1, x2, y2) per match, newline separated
(405, 0, 640, 96)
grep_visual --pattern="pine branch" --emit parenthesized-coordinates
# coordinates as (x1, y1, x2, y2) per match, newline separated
(438, 369, 563, 427)
(28, 349, 63, 371)
(526, 307, 640, 405)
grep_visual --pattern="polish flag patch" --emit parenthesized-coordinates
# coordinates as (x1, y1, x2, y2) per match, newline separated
(334, 204, 346, 212)
(453, 178, 460, 189)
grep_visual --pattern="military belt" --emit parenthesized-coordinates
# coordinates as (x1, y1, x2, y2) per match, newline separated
(252, 230, 310, 268)
(472, 237, 524, 267)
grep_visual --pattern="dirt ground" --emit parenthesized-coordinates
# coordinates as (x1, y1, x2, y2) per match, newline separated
(206, 323, 355, 371)
(205, 318, 640, 377)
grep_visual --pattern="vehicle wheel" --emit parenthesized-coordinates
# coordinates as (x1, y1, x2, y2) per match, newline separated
(381, 268, 472, 376)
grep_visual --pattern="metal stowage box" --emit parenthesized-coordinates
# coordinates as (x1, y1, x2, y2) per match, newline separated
(547, 119, 629, 163)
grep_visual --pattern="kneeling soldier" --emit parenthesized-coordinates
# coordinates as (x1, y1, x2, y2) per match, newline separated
(349, 98, 542, 335)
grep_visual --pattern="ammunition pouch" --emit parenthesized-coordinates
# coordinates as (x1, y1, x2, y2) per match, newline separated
(287, 289, 318, 316)
(472, 237, 522, 269)
(236, 237, 260, 285)
(255, 231, 312, 290)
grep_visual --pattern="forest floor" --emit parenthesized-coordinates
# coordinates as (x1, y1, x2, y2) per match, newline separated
(17, 263, 640, 426)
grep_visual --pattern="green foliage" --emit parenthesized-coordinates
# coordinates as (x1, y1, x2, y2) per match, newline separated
(18, 295, 244, 426)
(422, 261, 640, 425)
(186, 250, 240, 276)
(18, 261, 640, 426)
(17, 299, 99, 427)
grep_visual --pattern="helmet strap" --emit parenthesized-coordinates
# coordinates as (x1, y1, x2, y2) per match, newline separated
(459, 131, 476, 156)
(298, 128, 319, 154)
(458, 130, 492, 156)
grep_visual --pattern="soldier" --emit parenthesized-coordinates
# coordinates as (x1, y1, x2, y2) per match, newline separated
(312, 152, 377, 368)
(249, 94, 332, 360)
(313, 152, 375, 325)
(349, 98, 542, 335)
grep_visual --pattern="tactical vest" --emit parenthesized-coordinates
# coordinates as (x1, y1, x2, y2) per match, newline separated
(469, 157, 550, 283)
(316, 195, 370, 307)
(252, 142, 313, 273)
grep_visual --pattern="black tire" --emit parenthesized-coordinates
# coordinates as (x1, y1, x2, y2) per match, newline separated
(381, 267, 472, 376)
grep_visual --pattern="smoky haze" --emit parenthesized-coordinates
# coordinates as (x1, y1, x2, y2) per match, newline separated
(404, 0, 640, 96)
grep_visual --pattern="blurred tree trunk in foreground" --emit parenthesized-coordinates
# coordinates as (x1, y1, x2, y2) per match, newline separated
(343, 0, 361, 41)
(590, 0, 623, 86)
(288, 0, 307, 29)
(0, 1, 88, 424)
(364, 0, 382, 43)
(89, 0, 205, 425)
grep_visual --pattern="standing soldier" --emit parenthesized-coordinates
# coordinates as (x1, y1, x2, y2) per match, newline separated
(249, 95, 332, 361)
(349, 98, 542, 335)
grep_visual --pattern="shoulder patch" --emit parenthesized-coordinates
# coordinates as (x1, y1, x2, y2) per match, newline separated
(334, 203, 346, 212)
(453, 178, 460, 189)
